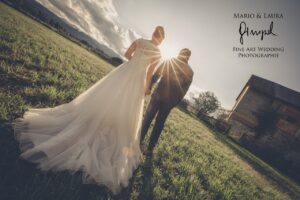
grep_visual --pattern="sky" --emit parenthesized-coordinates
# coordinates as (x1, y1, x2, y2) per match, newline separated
(37, 0, 300, 109)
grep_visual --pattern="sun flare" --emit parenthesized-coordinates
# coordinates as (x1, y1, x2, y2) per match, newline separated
(159, 42, 180, 60)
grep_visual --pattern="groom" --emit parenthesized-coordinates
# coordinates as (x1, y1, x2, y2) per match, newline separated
(141, 48, 194, 151)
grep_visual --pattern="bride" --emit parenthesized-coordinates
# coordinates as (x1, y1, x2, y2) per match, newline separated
(13, 26, 165, 194)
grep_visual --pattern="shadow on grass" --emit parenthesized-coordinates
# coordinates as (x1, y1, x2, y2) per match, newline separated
(138, 152, 154, 200)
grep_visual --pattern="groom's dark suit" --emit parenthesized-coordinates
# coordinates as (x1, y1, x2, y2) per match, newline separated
(141, 58, 193, 150)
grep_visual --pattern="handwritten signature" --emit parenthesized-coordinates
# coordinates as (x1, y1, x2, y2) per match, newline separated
(239, 21, 277, 45)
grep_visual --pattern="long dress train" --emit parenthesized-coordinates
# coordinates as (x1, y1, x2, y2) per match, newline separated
(13, 38, 161, 194)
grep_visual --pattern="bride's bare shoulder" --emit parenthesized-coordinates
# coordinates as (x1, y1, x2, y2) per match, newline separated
(135, 38, 145, 43)
(132, 38, 146, 47)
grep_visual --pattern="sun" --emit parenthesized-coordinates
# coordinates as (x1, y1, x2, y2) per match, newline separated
(159, 41, 180, 60)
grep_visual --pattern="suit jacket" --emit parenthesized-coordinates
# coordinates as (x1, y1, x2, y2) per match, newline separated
(150, 58, 194, 109)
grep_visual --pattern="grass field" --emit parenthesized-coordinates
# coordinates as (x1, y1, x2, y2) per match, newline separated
(0, 3, 299, 200)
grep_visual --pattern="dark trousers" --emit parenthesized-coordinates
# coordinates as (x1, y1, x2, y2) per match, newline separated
(140, 97, 171, 151)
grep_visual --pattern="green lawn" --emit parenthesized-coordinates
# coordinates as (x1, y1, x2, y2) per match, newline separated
(0, 3, 299, 200)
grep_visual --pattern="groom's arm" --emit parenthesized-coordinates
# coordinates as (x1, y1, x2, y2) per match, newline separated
(174, 67, 194, 105)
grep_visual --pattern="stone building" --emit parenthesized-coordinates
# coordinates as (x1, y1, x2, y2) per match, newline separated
(227, 75, 300, 182)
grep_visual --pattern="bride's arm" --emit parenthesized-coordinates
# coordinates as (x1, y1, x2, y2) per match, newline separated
(124, 40, 137, 60)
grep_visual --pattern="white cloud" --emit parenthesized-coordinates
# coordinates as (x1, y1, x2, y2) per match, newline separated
(37, 0, 140, 56)
(184, 84, 205, 100)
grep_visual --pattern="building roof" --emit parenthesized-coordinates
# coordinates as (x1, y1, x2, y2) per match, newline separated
(236, 75, 300, 109)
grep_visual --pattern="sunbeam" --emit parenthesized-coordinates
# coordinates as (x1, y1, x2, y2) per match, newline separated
(154, 58, 189, 98)
(159, 41, 180, 60)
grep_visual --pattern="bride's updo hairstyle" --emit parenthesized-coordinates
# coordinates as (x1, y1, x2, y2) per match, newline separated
(153, 26, 165, 40)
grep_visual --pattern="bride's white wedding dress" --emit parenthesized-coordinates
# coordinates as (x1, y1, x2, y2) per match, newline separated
(13, 38, 161, 194)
